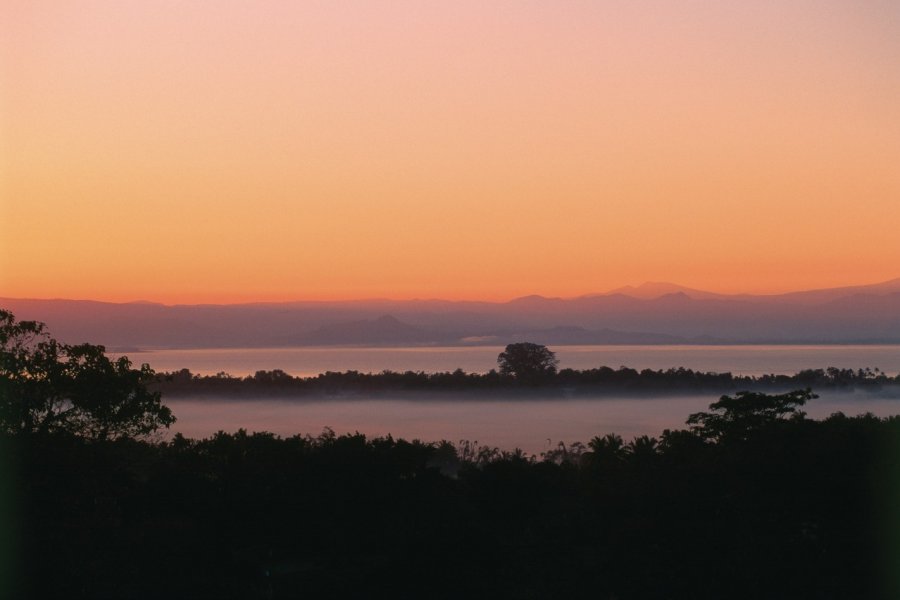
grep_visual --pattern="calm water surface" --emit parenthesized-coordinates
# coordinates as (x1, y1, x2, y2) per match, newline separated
(126, 344, 900, 378)
(166, 390, 900, 454)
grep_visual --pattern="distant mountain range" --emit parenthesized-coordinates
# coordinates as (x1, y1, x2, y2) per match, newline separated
(3, 278, 900, 349)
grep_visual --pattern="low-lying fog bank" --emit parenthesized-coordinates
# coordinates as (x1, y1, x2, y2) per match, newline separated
(165, 389, 900, 454)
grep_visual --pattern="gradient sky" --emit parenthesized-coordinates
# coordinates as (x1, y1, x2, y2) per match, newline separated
(2, 1, 899, 303)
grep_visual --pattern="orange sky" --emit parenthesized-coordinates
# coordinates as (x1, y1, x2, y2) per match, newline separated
(2, 1, 899, 303)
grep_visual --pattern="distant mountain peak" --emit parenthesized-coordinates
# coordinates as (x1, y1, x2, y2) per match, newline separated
(5, 275, 900, 348)
(285, 314, 433, 346)
(507, 294, 563, 305)
(602, 282, 723, 300)
(655, 291, 692, 301)
(761, 277, 900, 305)
(373, 314, 404, 324)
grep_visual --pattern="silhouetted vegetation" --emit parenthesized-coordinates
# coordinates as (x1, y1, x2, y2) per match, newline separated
(4, 314, 900, 598)
(153, 363, 900, 398)
(0, 310, 174, 439)
(497, 342, 559, 384)
(5, 391, 899, 598)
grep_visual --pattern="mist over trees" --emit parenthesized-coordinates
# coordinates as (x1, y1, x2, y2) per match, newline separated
(3, 310, 900, 598)
(6, 389, 899, 598)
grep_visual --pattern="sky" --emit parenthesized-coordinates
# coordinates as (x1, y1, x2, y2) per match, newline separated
(2, 1, 899, 303)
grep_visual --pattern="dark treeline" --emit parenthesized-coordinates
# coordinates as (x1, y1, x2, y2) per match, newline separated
(7, 391, 900, 599)
(4, 312, 900, 597)
(154, 365, 900, 397)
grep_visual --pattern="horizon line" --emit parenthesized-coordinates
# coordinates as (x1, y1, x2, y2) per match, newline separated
(3, 276, 900, 308)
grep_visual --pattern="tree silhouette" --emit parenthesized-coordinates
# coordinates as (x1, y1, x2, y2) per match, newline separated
(627, 435, 659, 465)
(497, 342, 559, 383)
(0, 309, 174, 439)
(686, 388, 816, 442)
(587, 432, 628, 468)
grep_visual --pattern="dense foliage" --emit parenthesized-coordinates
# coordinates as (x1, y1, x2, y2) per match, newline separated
(497, 342, 560, 383)
(153, 364, 900, 397)
(0, 310, 174, 439)
(5, 394, 899, 599)
(4, 312, 899, 598)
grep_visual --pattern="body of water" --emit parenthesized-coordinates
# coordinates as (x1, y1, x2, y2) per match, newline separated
(124, 344, 900, 378)
(165, 390, 900, 454)
(131, 344, 900, 452)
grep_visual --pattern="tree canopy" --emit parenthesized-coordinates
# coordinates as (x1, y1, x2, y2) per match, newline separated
(497, 342, 559, 383)
(686, 388, 816, 442)
(0, 309, 174, 439)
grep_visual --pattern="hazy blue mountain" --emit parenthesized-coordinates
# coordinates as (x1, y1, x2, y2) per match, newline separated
(279, 315, 439, 346)
(597, 282, 729, 300)
(3, 278, 900, 348)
